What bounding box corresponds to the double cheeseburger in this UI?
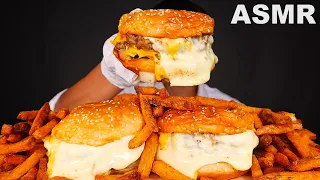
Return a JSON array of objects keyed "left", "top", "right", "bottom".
[
  {"left": 156, "top": 106, "right": 259, "bottom": 179},
  {"left": 112, "top": 9, "right": 219, "bottom": 86},
  {"left": 43, "top": 98, "right": 145, "bottom": 180}
]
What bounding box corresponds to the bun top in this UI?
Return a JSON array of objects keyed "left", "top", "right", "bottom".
[
  {"left": 118, "top": 9, "right": 214, "bottom": 38},
  {"left": 158, "top": 107, "right": 256, "bottom": 134},
  {"left": 51, "top": 100, "right": 144, "bottom": 146}
]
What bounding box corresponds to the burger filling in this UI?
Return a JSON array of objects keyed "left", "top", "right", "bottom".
[
  {"left": 112, "top": 33, "right": 218, "bottom": 86},
  {"left": 44, "top": 135, "right": 145, "bottom": 180},
  {"left": 157, "top": 130, "right": 259, "bottom": 179}
]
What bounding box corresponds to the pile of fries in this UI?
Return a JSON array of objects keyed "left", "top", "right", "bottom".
[
  {"left": 0, "top": 103, "right": 69, "bottom": 180},
  {"left": 0, "top": 86, "right": 319, "bottom": 180}
]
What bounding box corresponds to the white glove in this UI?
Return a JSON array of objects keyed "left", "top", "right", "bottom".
[{"left": 100, "top": 33, "right": 140, "bottom": 89}]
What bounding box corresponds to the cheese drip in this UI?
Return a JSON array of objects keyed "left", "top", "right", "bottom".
[
  {"left": 156, "top": 130, "right": 259, "bottom": 179},
  {"left": 44, "top": 135, "right": 145, "bottom": 180}
]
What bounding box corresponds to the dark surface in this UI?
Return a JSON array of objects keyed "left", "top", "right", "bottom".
[{"left": 2, "top": 0, "right": 320, "bottom": 142}]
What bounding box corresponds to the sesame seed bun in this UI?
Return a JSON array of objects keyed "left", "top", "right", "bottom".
[
  {"left": 118, "top": 9, "right": 214, "bottom": 38},
  {"left": 51, "top": 100, "right": 144, "bottom": 146},
  {"left": 158, "top": 107, "right": 257, "bottom": 134}
]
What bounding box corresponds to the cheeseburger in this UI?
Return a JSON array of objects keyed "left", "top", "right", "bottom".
[
  {"left": 43, "top": 98, "right": 145, "bottom": 180},
  {"left": 156, "top": 106, "right": 259, "bottom": 179},
  {"left": 112, "top": 9, "right": 219, "bottom": 86}
]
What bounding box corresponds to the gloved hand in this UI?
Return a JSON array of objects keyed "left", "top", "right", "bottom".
[{"left": 100, "top": 33, "right": 141, "bottom": 89}]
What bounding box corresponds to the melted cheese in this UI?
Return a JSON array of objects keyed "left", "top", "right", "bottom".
[
  {"left": 146, "top": 36, "right": 219, "bottom": 86},
  {"left": 44, "top": 135, "right": 145, "bottom": 180},
  {"left": 156, "top": 130, "right": 259, "bottom": 179}
]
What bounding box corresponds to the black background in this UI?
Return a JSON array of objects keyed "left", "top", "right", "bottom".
[{"left": 3, "top": 0, "right": 320, "bottom": 141}]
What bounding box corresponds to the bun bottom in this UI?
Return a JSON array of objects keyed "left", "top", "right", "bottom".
[{"left": 197, "top": 162, "right": 249, "bottom": 180}]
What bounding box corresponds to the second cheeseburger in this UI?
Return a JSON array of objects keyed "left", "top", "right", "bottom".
[
  {"left": 155, "top": 106, "right": 259, "bottom": 179},
  {"left": 112, "top": 9, "right": 219, "bottom": 86},
  {"left": 43, "top": 99, "right": 145, "bottom": 180}
]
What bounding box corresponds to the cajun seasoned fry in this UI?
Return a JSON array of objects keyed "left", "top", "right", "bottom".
[
  {"left": 0, "top": 136, "right": 7, "bottom": 144},
  {"left": 4, "top": 154, "right": 27, "bottom": 165},
  {"left": 37, "top": 157, "right": 48, "bottom": 180},
  {"left": 259, "top": 108, "right": 293, "bottom": 125},
  {"left": 1, "top": 124, "right": 13, "bottom": 135},
  {"left": 258, "top": 134, "right": 272, "bottom": 148},
  {"left": 254, "top": 117, "right": 264, "bottom": 129},
  {"left": 32, "top": 118, "right": 60, "bottom": 140},
  {"left": 49, "top": 177, "right": 71, "bottom": 180},
  {"left": 254, "top": 171, "right": 320, "bottom": 180},
  {"left": 153, "top": 105, "right": 164, "bottom": 118},
  {"left": 263, "top": 165, "right": 285, "bottom": 174},
  {"left": 0, "top": 147, "right": 47, "bottom": 180},
  {"left": 128, "top": 125, "right": 153, "bottom": 149},
  {"left": 274, "top": 152, "right": 290, "bottom": 166},
  {"left": 256, "top": 122, "right": 302, "bottom": 135},
  {"left": 0, "top": 163, "right": 16, "bottom": 172},
  {"left": 55, "top": 108, "right": 69, "bottom": 119},
  {"left": 95, "top": 170, "right": 141, "bottom": 180},
  {"left": 282, "top": 148, "right": 299, "bottom": 161},
  {"left": 135, "top": 86, "right": 158, "bottom": 95},
  {"left": 265, "top": 145, "right": 278, "bottom": 155},
  {"left": 27, "top": 143, "right": 44, "bottom": 156},
  {"left": 7, "top": 133, "right": 23, "bottom": 143},
  {"left": 287, "top": 156, "right": 320, "bottom": 172},
  {"left": 152, "top": 160, "right": 193, "bottom": 180},
  {"left": 158, "top": 88, "right": 168, "bottom": 98},
  {"left": 13, "top": 122, "right": 30, "bottom": 133},
  {"left": 139, "top": 94, "right": 158, "bottom": 132},
  {"left": 21, "top": 166, "right": 38, "bottom": 180},
  {"left": 0, "top": 136, "right": 36, "bottom": 154},
  {"left": 251, "top": 155, "right": 263, "bottom": 177},
  {"left": 138, "top": 133, "right": 159, "bottom": 179},
  {"left": 296, "top": 128, "right": 317, "bottom": 140},
  {"left": 0, "top": 155, "right": 4, "bottom": 166},
  {"left": 255, "top": 151, "right": 275, "bottom": 168},
  {"left": 17, "top": 110, "right": 38, "bottom": 121},
  {"left": 271, "top": 135, "right": 288, "bottom": 151},
  {"left": 286, "top": 130, "right": 320, "bottom": 158},
  {"left": 29, "top": 102, "right": 50, "bottom": 135}
]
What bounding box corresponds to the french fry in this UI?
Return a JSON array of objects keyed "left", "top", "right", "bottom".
[
  {"left": 272, "top": 135, "right": 290, "bottom": 151},
  {"left": 254, "top": 117, "right": 264, "bottom": 129},
  {"left": 27, "top": 143, "right": 44, "bottom": 156},
  {"left": 21, "top": 167, "right": 38, "bottom": 180},
  {"left": 113, "top": 94, "right": 140, "bottom": 107},
  {"left": 0, "top": 136, "right": 7, "bottom": 144},
  {"left": 32, "top": 118, "right": 60, "bottom": 140},
  {"left": 259, "top": 109, "right": 293, "bottom": 125},
  {"left": 37, "top": 157, "right": 48, "bottom": 180},
  {"left": 153, "top": 105, "right": 164, "bottom": 118},
  {"left": 256, "top": 122, "right": 302, "bottom": 135},
  {"left": 139, "top": 94, "right": 158, "bottom": 132},
  {"left": 287, "top": 156, "right": 320, "bottom": 172},
  {"left": 286, "top": 130, "right": 320, "bottom": 157},
  {"left": 135, "top": 86, "right": 158, "bottom": 95},
  {"left": 55, "top": 108, "right": 69, "bottom": 119},
  {"left": 282, "top": 148, "right": 299, "bottom": 161},
  {"left": 4, "top": 154, "right": 27, "bottom": 165},
  {"left": 251, "top": 155, "right": 263, "bottom": 177},
  {"left": 255, "top": 151, "right": 275, "bottom": 168},
  {"left": 0, "top": 147, "right": 47, "bottom": 180},
  {"left": 265, "top": 145, "right": 278, "bottom": 155},
  {"left": 138, "top": 133, "right": 159, "bottom": 179},
  {"left": 258, "top": 134, "right": 272, "bottom": 148},
  {"left": 263, "top": 165, "right": 285, "bottom": 174},
  {"left": 296, "top": 128, "right": 317, "bottom": 140},
  {"left": 13, "top": 122, "right": 30, "bottom": 133},
  {"left": 0, "top": 136, "right": 36, "bottom": 154},
  {"left": 274, "top": 152, "right": 290, "bottom": 166},
  {"left": 95, "top": 170, "right": 141, "bottom": 180},
  {"left": 7, "top": 133, "right": 23, "bottom": 143},
  {"left": 17, "top": 110, "right": 39, "bottom": 120},
  {"left": 128, "top": 125, "right": 153, "bottom": 149},
  {"left": 254, "top": 171, "right": 320, "bottom": 180},
  {"left": 151, "top": 160, "right": 193, "bottom": 180},
  {"left": 0, "top": 163, "right": 16, "bottom": 172},
  {"left": 158, "top": 88, "right": 168, "bottom": 98},
  {"left": 0, "top": 155, "right": 4, "bottom": 166},
  {"left": 29, "top": 102, "right": 50, "bottom": 135},
  {"left": 49, "top": 177, "right": 71, "bottom": 180},
  {"left": 1, "top": 124, "right": 13, "bottom": 135}
]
